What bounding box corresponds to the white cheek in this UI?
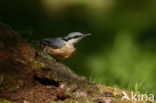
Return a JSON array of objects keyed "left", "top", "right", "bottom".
[
  {"left": 68, "top": 38, "right": 82, "bottom": 44},
  {"left": 68, "top": 39, "right": 75, "bottom": 44}
]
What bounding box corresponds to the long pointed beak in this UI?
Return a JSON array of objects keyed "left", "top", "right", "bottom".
[{"left": 83, "top": 33, "right": 92, "bottom": 38}]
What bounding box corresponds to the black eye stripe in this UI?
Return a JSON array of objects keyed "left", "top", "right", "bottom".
[
  {"left": 69, "top": 35, "right": 81, "bottom": 39},
  {"left": 64, "top": 35, "right": 82, "bottom": 41},
  {"left": 74, "top": 35, "right": 81, "bottom": 38}
]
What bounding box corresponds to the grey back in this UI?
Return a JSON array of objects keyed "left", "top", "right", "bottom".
[{"left": 41, "top": 37, "right": 65, "bottom": 48}]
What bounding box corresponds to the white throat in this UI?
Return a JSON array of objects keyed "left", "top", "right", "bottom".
[{"left": 67, "top": 38, "right": 81, "bottom": 45}]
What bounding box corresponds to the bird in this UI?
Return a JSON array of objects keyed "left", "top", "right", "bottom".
[{"left": 32, "top": 32, "right": 91, "bottom": 61}]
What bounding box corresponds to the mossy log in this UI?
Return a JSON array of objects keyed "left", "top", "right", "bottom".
[{"left": 0, "top": 23, "right": 143, "bottom": 103}]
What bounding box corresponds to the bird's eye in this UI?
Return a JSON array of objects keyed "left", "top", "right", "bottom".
[{"left": 74, "top": 35, "right": 81, "bottom": 38}]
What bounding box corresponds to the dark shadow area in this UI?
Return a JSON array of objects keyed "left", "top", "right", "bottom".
[{"left": 34, "top": 75, "right": 59, "bottom": 87}]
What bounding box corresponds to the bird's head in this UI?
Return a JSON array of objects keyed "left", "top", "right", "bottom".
[{"left": 64, "top": 32, "right": 91, "bottom": 46}]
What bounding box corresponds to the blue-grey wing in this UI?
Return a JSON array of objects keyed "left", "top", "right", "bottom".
[{"left": 41, "top": 37, "right": 65, "bottom": 48}]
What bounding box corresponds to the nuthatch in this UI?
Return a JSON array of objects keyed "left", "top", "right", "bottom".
[{"left": 34, "top": 32, "right": 91, "bottom": 61}]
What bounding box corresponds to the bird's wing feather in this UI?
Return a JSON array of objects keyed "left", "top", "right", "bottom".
[{"left": 41, "top": 37, "right": 65, "bottom": 48}]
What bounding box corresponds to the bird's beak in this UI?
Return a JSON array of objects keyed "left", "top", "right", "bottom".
[{"left": 83, "top": 33, "right": 92, "bottom": 38}]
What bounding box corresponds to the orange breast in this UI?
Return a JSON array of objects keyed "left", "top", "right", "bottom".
[{"left": 44, "top": 42, "right": 76, "bottom": 61}]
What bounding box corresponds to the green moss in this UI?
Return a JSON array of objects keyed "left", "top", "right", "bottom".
[
  {"left": 65, "top": 91, "right": 74, "bottom": 98},
  {"left": 0, "top": 98, "right": 11, "bottom": 103},
  {"left": 29, "top": 89, "right": 34, "bottom": 96},
  {"left": 49, "top": 101, "right": 57, "bottom": 103},
  {"left": 9, "top": 87, "right": 17, "bottom": 92},
  {"left": 31, "top": 60, "right": 46, "bottom": 71},
  {"left": 17, "top": 80, "right": 24, "bottom": 87}
]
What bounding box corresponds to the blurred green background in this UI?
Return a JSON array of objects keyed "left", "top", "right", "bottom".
[{"left": 0, "top": 0, "right": 156, "bottom": 95}]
